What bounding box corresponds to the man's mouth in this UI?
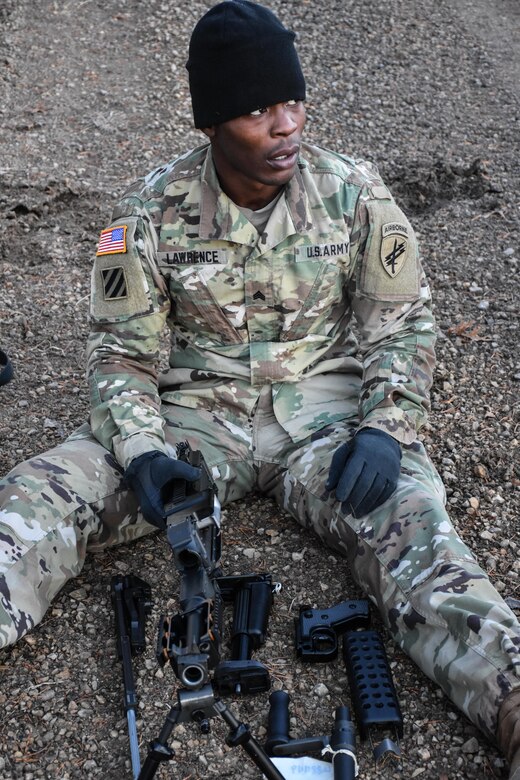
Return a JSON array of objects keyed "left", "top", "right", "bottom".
[{"left": 267, "top": 145, "right": 299, "bottom": 170}]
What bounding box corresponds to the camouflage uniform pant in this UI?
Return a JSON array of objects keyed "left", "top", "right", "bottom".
[{"left": 1, "top": 386, "right": 519, "bottom": 741}]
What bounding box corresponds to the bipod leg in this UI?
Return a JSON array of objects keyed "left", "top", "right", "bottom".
[
  {"left": 214, "top": 698, "right": 286, "bottom": 780},
  {"left": 136, "top": 704, "right": 180, "bottom": 780},
  {"left": 111, "top": 575, "right": 152, "bottom": 780}
]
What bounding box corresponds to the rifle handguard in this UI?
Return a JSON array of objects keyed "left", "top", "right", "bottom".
[{"left": 342, "top": 629, "right": 403, "bottom": 762}]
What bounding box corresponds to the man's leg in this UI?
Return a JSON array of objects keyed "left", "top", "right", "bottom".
[
  {"left": 0, "top": 426, "right": 149, "bottom": 648},
  {"left": 256, "top": 414, "right": 520, "bottom": 745},
  {"left": 162, "top": 403, "right": 256, "bottom": 504}
]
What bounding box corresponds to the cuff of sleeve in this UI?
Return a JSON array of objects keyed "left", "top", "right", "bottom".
[
  {"left": 115, "top": 433, "right": 168, "bottom": 469},
  {"left": 358, "top": 408, "right": 418, "bottom": 445}
]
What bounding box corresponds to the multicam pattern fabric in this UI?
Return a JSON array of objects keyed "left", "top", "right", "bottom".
[
  {"left": 87, "top": 142, "right": 434, "bottom": 467},
  {"left": 1, "top": 142, "right": 519, "bottom": 749}
]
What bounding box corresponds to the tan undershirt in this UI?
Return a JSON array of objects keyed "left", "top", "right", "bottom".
[{"left": 238, "top": 192, "right": 283, "bottom": 234}]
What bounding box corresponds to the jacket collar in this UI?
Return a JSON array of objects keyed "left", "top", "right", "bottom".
[{"left": 198, "top": 148, "right": 315, "bottom": 246}]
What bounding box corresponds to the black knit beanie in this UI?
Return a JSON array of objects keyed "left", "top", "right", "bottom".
[{"left": 186, "top": 0, "right": 306, "bottom": 128}]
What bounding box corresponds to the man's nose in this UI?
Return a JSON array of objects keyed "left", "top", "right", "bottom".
[{"left": 270, "top": 103, "right": 298, "bottom": 135}]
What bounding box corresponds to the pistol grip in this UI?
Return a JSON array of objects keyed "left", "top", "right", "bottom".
[{"left": 265, "top": 691, "right": 291, "bottom": 755}]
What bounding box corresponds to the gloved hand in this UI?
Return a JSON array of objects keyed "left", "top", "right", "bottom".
[
  {"left": 325, "top": 429, "right": 401, "bottom": 518},
  {"left": 124, "top": 450, "right": 201, "bottom": 530}
]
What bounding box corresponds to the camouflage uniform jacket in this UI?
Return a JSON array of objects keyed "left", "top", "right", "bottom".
[{"left": 87, "top": 142, "right": 436, "bottom": 468}]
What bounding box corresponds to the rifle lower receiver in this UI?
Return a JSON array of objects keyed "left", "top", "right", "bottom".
[
  {"left": 165, "top": 443, "right": 221, "bottom": 574},
  {"left": 295, "top": 599, "right": 370, "bottom": 662},
  {"left": 164, "top": 443, "right": 217, "bottom": 523}
]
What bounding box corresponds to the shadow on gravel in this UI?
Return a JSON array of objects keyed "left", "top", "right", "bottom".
[
  {"left": 0, "top": 0, "right": 13, "bottom": 23},
  {"left": 387, "top": 157, "right": 501, "bottom": 214},
  {"left": 0, "top": 178, "right": 105, "bottom": 266}
]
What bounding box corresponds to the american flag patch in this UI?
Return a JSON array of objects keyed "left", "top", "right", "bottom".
[{"left": 96, "top": 225, "right": 127, "bottom": 256}]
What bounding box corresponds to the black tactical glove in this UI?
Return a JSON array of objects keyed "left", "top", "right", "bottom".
[
  {"left": 124, "top": 450, "right": 201, "bottom": 530},
  {"left": 325, "top": 428, "right": 401, "bottom": 518}
]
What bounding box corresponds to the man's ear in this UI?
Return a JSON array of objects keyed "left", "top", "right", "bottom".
[{"left": 201, "top": 126, "right": 216, "bottom": 139}]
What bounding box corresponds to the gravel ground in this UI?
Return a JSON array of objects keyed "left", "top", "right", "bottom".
[{"left": 0, "top": 0, "right": 519, "bottom": 778}]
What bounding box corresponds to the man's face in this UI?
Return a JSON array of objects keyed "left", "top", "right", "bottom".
[{"left": 203, "top": 100, "right": 306, "bottom": 209}]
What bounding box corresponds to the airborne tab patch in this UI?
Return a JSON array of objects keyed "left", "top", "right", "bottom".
[
  {"left": 380, "top": 223, "right": 409, "bottom": 278},
  {"left": 96, "top": 225, "right": 127, "bottom": 256}
]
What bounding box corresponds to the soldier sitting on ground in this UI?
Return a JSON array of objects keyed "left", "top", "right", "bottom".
[{"left": 1, "top": 1, "right": 519, "bottom": 775}]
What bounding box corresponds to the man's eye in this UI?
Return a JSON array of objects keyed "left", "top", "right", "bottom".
[{"left": 250, "top": 107, "right": 268, "bottom": 117}]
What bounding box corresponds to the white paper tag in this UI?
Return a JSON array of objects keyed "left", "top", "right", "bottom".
[{"left": 264, "top": 756, "right": 333, "bottom": 779}]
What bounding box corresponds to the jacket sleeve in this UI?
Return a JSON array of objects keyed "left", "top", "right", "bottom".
[
  {"left": 86, "top": 199, "right": 171, "bottom": 468},
  {"left": 348, "top": 183, "right": 437, "bottom": 445}
]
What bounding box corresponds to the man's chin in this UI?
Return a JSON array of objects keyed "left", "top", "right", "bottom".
[{"left": 262, "top": 165, "right": 297, "bottom": 188}]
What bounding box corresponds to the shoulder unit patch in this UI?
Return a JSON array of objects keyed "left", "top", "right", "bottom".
[
  {"left": 101, "top": 266, "right": 127, "bottom": 300},
  {"left": 380, "top": 222, "right": 409, "bottom": 278}
]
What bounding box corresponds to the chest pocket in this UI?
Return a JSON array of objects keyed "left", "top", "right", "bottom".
[
  {"left": 159, "top": 253, "right": 244, "bottom": 345},
  {"left": 280, "top": 242, "right": 349, "bottom": 341}
]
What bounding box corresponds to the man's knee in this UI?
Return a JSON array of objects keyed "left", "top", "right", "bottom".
[{"left": 0, "top": 576, "right": 39, "bottom": 649}]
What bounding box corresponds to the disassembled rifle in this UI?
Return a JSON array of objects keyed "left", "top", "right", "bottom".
[
  {"left": 111, "top": 443, "right": 284, "bottom": 780},
  {"left": 111, "top": 441, "right": 404, "bottom": 779}
]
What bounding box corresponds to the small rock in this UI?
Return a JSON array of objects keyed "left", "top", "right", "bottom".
[
  {"left": 474, "top": 464, "right": 489, "bottom": 480},
  {"left": 69, "top": 587, "right": 88, "bottom": 601},
  {"left": 462, "top": 737, "right": 479, "bottom": 754},
  {"left": 313, "top": 683, "right": 329, "bottom": 697}
]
